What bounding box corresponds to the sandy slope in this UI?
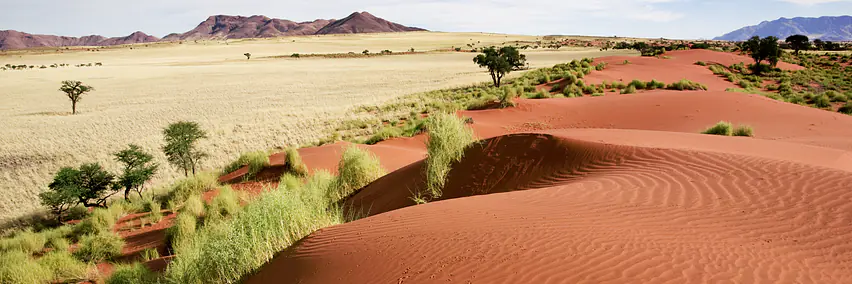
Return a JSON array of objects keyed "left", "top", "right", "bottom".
[{"left": 240, "top": 49, "right": 852, "bottom": 283}]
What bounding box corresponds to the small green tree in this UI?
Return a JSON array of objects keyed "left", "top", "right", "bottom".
[
  {"left": 244, "top": 53, "right": 251, "bottom": 60},
  {"left": 59, "top": 80, "right": 94, "bottom": 114},
  {"left": 163, "top": 121, "right": 208, "bottom": 176},
  {"left": 473, "top": 46, "right": 527, "bottom": 87},
  {"left": 41, "top": 163, "right": 117, "bottom": 220},
  {"left": 114, "top": 144, "right": 158, "bottom": 201},
  {"left": 785, "top": 34, "right": 809, "bottom": 55},
  {"left": 813, "top": 39, "right": 824, "bottom": 50},
  {"left": 743, "top": 36, "right": 780, "bottom": 73}
]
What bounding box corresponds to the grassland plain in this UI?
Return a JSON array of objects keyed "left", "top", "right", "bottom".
[{"left": 0, "top": 32, "right": 637, "bottom": 224}]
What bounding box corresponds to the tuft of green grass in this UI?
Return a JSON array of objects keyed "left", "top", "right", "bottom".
[
  {"left": 284, "top": 148, "right": 308, "bottom": 176},
  {"left": 628, "top": 80, "right": 647, "bottom": 90},
  {"left": 424, "top": 113, "right": 477, "bottom": 200},
  {"left": 168, "top": 172, "right": 219, "bottom": 204},
  {"left": 46, "top": 236, "right": 70, "bottom": 252},
  {"left": 37, "top": 251, "right": 90, "bottom": 282},
  {"left": 5, "top": 229, "right": 46, "bottom": 254},
  {"left": 107, "top": 263, "right": 159, "bottom": 284},
  {"left": 0, "top": 250, "right": 53, "bottom": 284},
  {"left": 499, "top": 86, "right": 518, "bottom": 108},
  {"left": 621, "top": 85, "right": 637, "bottom": 94},
  {"left": 141, "top": 248, "right": 160, "bottom": 261},
  {"left": 666, "top": 79, "right": 708, "bottom": 91},
  {"left": 813, "top": 94, "right": 832, "bottom": 108},
  {"left": 701, "top": 121, "right": 733, "bottom": 136},
  {"left": 364, "top": 127, "right": 403, "bottom": 145},
  {"left": 205, "top": 186, "right": 242, "bottom": 223},
  {"left": 149, "top": 201, "right": 163, "bottom": 224},
  {"left": 73, "top": 232, "right": 125, "bottom": 263},
  {"left": 165, "top": 171, "right": 343, "bottom": 284},
  {"left": 733, "top": 125, "right": 754, "bottom": 137},
  {"left": 695, "top": 61, "right": 707, "bottom": 66},
  {"left": 839, "top": 103, "right": 852, "bottom": 114},
  {"left": 279, "top": 173, "right": 302, "bottom": 191},
  {"left": 168, "top": 212, "right": 198, "bottom": 255},
  {"left": 182, "top": 194, "right": 205, "bottom": 218},
  {"left": 222, "top": 151, "right": 269, "bottom": 181},
  {"left": 331, "top": 146, "right": 386, "bottom": 203}
]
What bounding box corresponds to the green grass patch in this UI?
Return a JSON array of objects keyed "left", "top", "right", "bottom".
[
  {"left": 37, "top": 251, "right": 90, "bottom": 282},
  {"left": 733, "top": 125, "right": 754, "bottom": 137},
  {"left": 701, "top": 121, "right": 733, "bottom": 136},
  {"left": 222, "top": 151, "right": 269, "bottom": 181},
  {"left": 331, "top": 146, "right": 386, "bottom": 203},
  {"left": 666, "top": 79, "right": 708, "bottom": 91},
  {"left": 0, "top": 250, "right": 53, "bottom": 284},
  {"left": 73, "top": 232, "right": 124, "bottom": 263},
  {"left": 107, "top": 263, "right": 159, "bottom": 284},
  {"left": 423, "top": 113, "right": 477, "bottom": 200}
]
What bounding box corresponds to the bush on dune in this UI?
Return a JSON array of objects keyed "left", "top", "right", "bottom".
[
  {"left": 839, "top": 103, "right": 852, "bottom": 115},
  {"left": 733, "top": 125, "right": 754, "bottom": 137},
  {"left": 284, "top": 148, "right": 308, "bottom": 176},
  {"left": 205, "top": 185, "right": 242, "bottom": 224},
  {"left": 331, "top": 146, "right": 386, "bottom": 203},
  {"left": 423, "top": 113, "right": 477, "bottom": 200},
  {"left": 666, "top": 79, "right": 708, "bottom": 91},
  {"left": 107, "top": 263, "right": 159, "bottom": 284},
  {"left": 364, "top": 126, "right": 404, "bottom": 145},
  {"left": 0, "top": 250, "right": 53, "bottom": 284},
  {"left": 37, "top": 251, "right": 90, "bottom": 282},
  {"left": 702, "top": 121, "right": 733, "bottom": 136},
  {"left": 73, "top": 232, "right": 124, "bottom": 263},
  {"left": 167, "top": 172, "right": 218, "bottom": 204},
  {"left": 222, "top": 151, "right": 269, "bottom": 180}
]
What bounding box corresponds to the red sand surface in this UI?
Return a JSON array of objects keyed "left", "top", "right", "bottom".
[{"left": 242, "top": 50, "right": 852, "bottom": 283}]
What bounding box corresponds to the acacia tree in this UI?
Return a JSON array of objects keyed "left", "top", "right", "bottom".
[
  {"left": 59, "top": 80, "right": 94, "bottom": 114},
  {"left": 473, "top": 46, "right": 527, "bottom": 87},
  {"left": 163, "top": 121, "right": 208, "bottom": 176},
  {"left": 114, "top": 144, "right": 158, "bottom": 201},
  {"left": 785, "top": 34, "right": 809, "bottom": 55},
  {"left": 40, "top": 163, "right": 116, "bottom": 220},
  {"left": 743, "top": 36, "right": 780, "bottom": 73}
]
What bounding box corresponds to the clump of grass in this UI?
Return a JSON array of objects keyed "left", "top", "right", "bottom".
[
  {"left": 695, "top": 61, "right": 707, "bottom": 66},
  {"left": 75, "top": 208, "right": 118, "bottom": 235},
  {"left": 647, "top": 79, "right": 666, "bottom": 90},
  {"left": 528, "top": 89, "right": 551, "bottom": 99},
  {"left": 628, "top": 80, "right": 646, "bottom": 90},
  {"left": 205, "top": 186, "right": 242, "bottom": 223},
  {"left": 167, "top": 212, "right": 198, "bottom": 254},
  {"left": 222, "top": 151, "right": 269, "bottom": 180},
  {"left": 424, "top": 113, "right": 476, "bottom": 200},
  {"left": 164, "top": 171, "right": 343, "bottom": 284},
  {"left": 622, "top": 60, "right": 631, "bottom": 65},
  {"left": 832, "top": 93, "right": 848, "bottom": 103},
  {"left": 149, "top": 201, "right": 163, "bottom": 224},
  {"left": 733, "top": 125, "right": 754, "bottom": 137},
  {"left": 364, "top": 127, "right": 403, "bottom": 145},
  {"left": 621, "top": 85, "right": 637, "bottom": 94},
  {"left": 279, "top": 173, "right": 302, "bottom": 191},
  {"left": 141, "top": 248, "right": 160, "bottom": 261},
  {"left": 701, "top": 121, "right": 733, "bottom": 136},
  {"left": 839, "top": 103, "right": 852, "bottom": 114},
  {"left": 813, "top": 94, "right": 832, "bottom": 108},
  {"left": 284, "top": 148, "right": 308, "bottom": 176},
  {"left": 107, "top": 263, "right": 159, "bottom": 284},
  {"left": 46, "top": 236, "right": 70, "bottom": 252},
  {"left": 182, "top": 194, "right": 205, "bottom": 218},
  {"left": 0, "top": 250, "right": 53, "bottom": 284},
  {"left": 499, "top": 86, "right": 518, "bottom": 108},
  {"left": 6, "top": 229, "right": 46, "bottom": 254},
  {"left": 331, "top": 146, "right": 385, "bottom": 203},
  {"left": 666, "top": 79, "right": 708, "bottom": 91},
  {"left": 73, "top": 232, "right": 125, "bottom": 263},
  {"left": 168, "top": 172, "right": 219, "bottom": 204},
  {"left": 37, "top": 251, "right": 90, "bottom": 281}
]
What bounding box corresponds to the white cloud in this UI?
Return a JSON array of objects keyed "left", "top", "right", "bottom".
[{"left": 779, "top": 0, "right": 851, "bottom": 4}]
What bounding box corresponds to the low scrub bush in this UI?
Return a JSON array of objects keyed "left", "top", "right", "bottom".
[
  {"left": 222, "top": 151, "right": 269, "bottom": 180},
  {"left": 648, "top": 79, "right": 666, "bottom": 90},
  {"left": 0, "top": 250, "right": 53, "bottom": 284},
  {"left": 628, "top": 80, "right": 647, "bottom": 90},
  {"left": 621, "top": 85, "right": 637, "bottom": 94},
  {"left": 702, "top": 121, "right": 733, "bottom": 136},
  {"left": 695, "top": 61, "right": 707, "bottom": 66},
  {"left": 424, "top": 113, "right": 476, "bottom": 200},
  {"left": 107, "top": 263, "right": 159, "bottom": 284},
  {"left": 839, "top": 103, "right": 852, "bottom": 114},
  {"left": 46, "top": 236, "right": 70, "bottom": 252},
  {"left": 364, "top": 127, "right": 403, "bottom": 145},
  {"left": 37, "top": 251, "right": 90, "bottom": 282},
  {"left": 75, "top": 208, "right": 117, "bottom": 235},
  {"left": 73, "top": 232, "right": 124, "bottom": 263},
  {"left": 284, "top": 148, "right": 308, "bottom": 176},
  {"left": 733, "top": 125, "right": 754, "bottom": 137},
  {"left": 666, "top": 79, "right": 708, "bottom": 91},
  {"left": 499, "top": 86, "right": 518, "bottom": 108},
  {"left": 149, "top": 201, "right": 163, "bottom": 224},
  {"left": 3, "top": 229, "right": 46, "bottom": 254},
  {"left": 831, "top": 93, "right": 848, "bottom": 103},
  {"left": 813, "top": 94, "right": 832, "bottom": 108},
  {"left": 168, "top": 173, "right": 218, "bottom": 204},
  {"left": 206, "top": 186, "right": 242, "bottom": 223},
  {"left": 331, "top": 146, "right": 386, "bottom": 203},
  {"left": 168, "top": 211, "right": 198, "bottom": 254}
]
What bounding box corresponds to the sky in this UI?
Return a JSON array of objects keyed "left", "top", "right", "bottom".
[{"left": 1, "top": 0, "right": 851, "bottom": 39}]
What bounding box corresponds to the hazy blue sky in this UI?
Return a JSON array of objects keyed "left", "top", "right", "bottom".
[{"left": 1, "top": 0, "right": 850, "bottom": 39}]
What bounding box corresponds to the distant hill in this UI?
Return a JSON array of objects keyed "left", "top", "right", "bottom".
[
  {"left": 0, "top": 30, "right": 159, "bottom": 50},
  {"left": 715, "top": 16, "right": 852, "bottom": 41},
  {"left": 0, "top": 12, "right": 426, "bottom": 50}
]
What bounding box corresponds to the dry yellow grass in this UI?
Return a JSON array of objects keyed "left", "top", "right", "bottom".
[{"left": 0, "top": 32, "right": 636, "bottom": 224}]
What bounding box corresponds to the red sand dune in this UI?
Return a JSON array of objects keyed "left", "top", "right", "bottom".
[{"left": 229, "top": 50, "right": 852, "bottom": 283}]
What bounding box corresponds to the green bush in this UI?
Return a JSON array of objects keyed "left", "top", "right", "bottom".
[
  {"left": 37, "top": 251, "right": 90, "bottom": 281},
  {"left": 612, "top": 81, "right": 627, "bottom": 89},
  {"left": 813, "top": 94, "right": 832, "bottom": 108},
  {"left": 149, "top": 201, "right": 163, "bottom": 224},
  {"left": 206, "top": 186, "right": 242, "bottom": 223},
  {"left": 284, "top": 148, "right": 308, "bottom": 176},
  {"left": 46, "top": 236, "right": 70, "bottom": 252},
  {"left": 621, "top": 85, "right": 637, "bottom": 94},
  {"left": 5, "top": 229, "right": 46, "bottom": 254},
  {"left": 648, "top": 80, "right": 666, "bottom": 90},
  {"left": 169, "top": 173, "right": 218, "bottom": 204},
  {"left": 141, "top": 248, "right": 160, "bottom": 261},
  {"left": 0, "top": 250, "right": 53, "bottom": 284},
  {"left": 222, "top": 151, "right": 269, "bottom": 180},
  {"left": 499, "top": 86, "right": 518, "bottom": 108},
  {"left": 75, "top": 208, "right": 117, "bottom": 235},
  {"left": 666, "top": 79, "right": 708, "bottom": 91},
  {"left": 787, "top": 94, "right": 806, "bottom": 105},
  {"left": 839, "top": 103, "right": 852, "bottom": 114},
  {"left": 628, "top": 80, "right": 647, "bottom": 90},
  {"left": 332, "top": 146, "right": 386, "bottom": 203},
  {"left": 701, "top": 121, "right": 733, "bottom": 136},
  {"left": 695, "top": 61, "right": 707, "bottom": 66},
  {"left": 168, "top": 212, "right": 198, "bottom": 254},
  {"left": 164, "top": 172, "right": 343, "bottom": 284},
  {"left": 831, "top": 93, "right": 848, "bottom": 102},
  {"left": 424, "top": 113, "right": 476, "bottom": 200},
  {"left": 737, "top": 80, "right": 752, "bottom": 89},
  {"left": 733, "top": 125, "right": 754, "bottom": 137},
  {"left": 107, "top": 263, "right": 159, "bottom": 284},
  {"left": 364, "top": 127, "right": 403, "bottom": 145},
  {"left": 73, "top": 232, "right": 124, "bottom": 263},
  {"left": 279, "top": 173, "right": 302, "bottom": 191},
  {"left": 528, "top": 89, "right": 551, "bottom": 99},
  {"left": 182, "top": 194, "right": 205, "bottom": 218}
]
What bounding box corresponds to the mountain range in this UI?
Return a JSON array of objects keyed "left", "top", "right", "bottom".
[
  {"left": 0, "top": 12, "right": 425, "bottom": 50},
  {"left": 715, "top": 16, "right": 852, "bottom": 41}
]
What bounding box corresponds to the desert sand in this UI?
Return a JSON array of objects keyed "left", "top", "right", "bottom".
[{"left": 239, "top": 50, "right": 852, "bottom": 283}]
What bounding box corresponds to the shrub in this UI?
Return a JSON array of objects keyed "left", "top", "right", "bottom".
[
  {"left": 164, "top": 172, "right": 343, "bottom": 284},
  {"left": 365, "top": 127, "right": 403, "bottom": 145},
  {"left": 424, "top": 113, "right": 476, "bottom": 199},
  {"left": 168, "top": 212, "right": 197, "bottom": 254},
  {"left": 628, "top": 80, "right": 647, "bottom": 90},
  {"left": 37, "top": 251, "right": 90, "bottom": 281},
  {"left": 107, "top": 263, "right": 159, "bottom": 284},
  {"left": 831, "top": 93, "right": 848, "bottom": 102},
  {"left": 6, "top": 229, "right": 46, "bottom": 254},
  {"left": 206, "top": 186, "right": 242, "bottom": 223},
  {"left": 284, "top": 148, "right": 308, "bottom": 176},
  {"left": 290, "top": 53, "right": 300, "bottom": 58},
  {"left": 182, "top": 194, "right": 205, "bottom": 218},
  {"left": 46, "top": 236, "right": 70, "bottom": 252},
  {"left": 839, "top": 103, "right": 852, "bottom": 114},
  {"left": 787, "top": 94, "right": 806, "bottom": 105},
  {"left": 141, "top": 248, "right": 160, "bottom": 261},
  {"left": 149, "top": 201, "right": 163, "bottom": 224},
  {"left": 279, "top": 173, "right": 302, "bottom": 191},
  {"left": 222, "top": 151, "right": 269, "bottom": 180},
  {"left": 666, "top": 79, "right": 708, "bottom": 91},
  {"left": 701, "top": 121, "right": 733, "bottom": 136},
  {"left": 73, "top": 232, "right": 124, "bottom": 263},
  {"left": 499, "top": 86, "right": 518, "bottom": 108},
  {"left": 528, "top": 89, "right": 551, "bottom": 99},
  {"left": 612, "top": 81, "right": 627, "bottom": 89},
  {"left": 0, "top": 250, "right": 53, "bottom": 284},
  {"left": 648, "top": 79, "right": 665, "bottom": 90},
  {"left": 621, "top": 85, "right": 637, "bottom": 94},
  {"left": 75, "top": 208, "right": 116, "bottom": 235},
  {"left": 168, "top": 172, "right": 218, "bottom": 204},
  {"left": 737, "top": 80, "right": 752, "bottom": 89},
  {"left": 332, "top": 146, "right": 386, "bottom": 203},
  {"left": 813, "top": 94, "right": 832, "bottom": 108},
  {"left": 733, "top": 126, "right": 754, "bottom": 137},
  {"left": 623, "top": 60, "right": 631, "bottom": 65},
  {"left": 695, "top": 61, "right": 707, "bottom": 66}
]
